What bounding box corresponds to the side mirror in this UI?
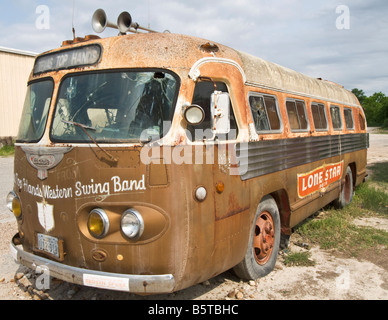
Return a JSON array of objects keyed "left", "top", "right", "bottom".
[
  {"left": 211, "top": 92, "right": 230, "bottom": 134},
  {"left": 183, "top": 104, "right": 205, "bottom": 126}
]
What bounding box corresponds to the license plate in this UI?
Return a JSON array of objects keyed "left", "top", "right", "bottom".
[{"left": 35, "top": 233, "right": 63, "bottom": 260}]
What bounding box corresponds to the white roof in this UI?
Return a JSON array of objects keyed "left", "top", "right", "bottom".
[
  {"left": 237, "top": 50, "right": 360, "bottom": 107},
  {"left": 0, "top": 46, "right": 37, "bottom": 57}
]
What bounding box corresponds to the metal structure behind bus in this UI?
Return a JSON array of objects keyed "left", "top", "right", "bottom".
[{"left": 7, "top": 9, "right": 368, "bottom": 295}]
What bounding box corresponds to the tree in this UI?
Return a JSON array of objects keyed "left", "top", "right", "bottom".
[
  {"left": 352, "top": 89, "right": 388, "bottom": 127},
  {"left": 363, "top": 92, "right": 387, "bottom": 127},
  {"left": 352, "top": 88, "right": 366, "bottom": 105}
]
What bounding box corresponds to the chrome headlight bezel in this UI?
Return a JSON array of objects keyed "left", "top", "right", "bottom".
[
  {"left": 87, "top": 208, "right": 110, "bottom": 239},
  {"left": 6, "top": 191, "right": 17, "bottom": 212},
  {"left": 7, "top": 191, "right": 22, "bottom": 219},
  {"left": 121, "top": 209, "right": 144, "bottom": 240}
]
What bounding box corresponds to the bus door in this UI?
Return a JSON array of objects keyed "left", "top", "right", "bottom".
[{"left": 185, "top": 76, "right": 250, "bottom": 266}]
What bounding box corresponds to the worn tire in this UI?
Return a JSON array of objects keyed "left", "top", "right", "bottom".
[
  {"left": 233, "top": 195, "right": 280, "bottom": 280},
  {"left": 334, "top": 166, "right": 353, "bottom": 209}
]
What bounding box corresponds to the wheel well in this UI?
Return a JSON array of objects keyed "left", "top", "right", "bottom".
[
  {"left": 348, "top": 162, "right": 356, "bottom": 187},
  {"left": 270, "top": 189, "right": 291, "bottom": 236}
]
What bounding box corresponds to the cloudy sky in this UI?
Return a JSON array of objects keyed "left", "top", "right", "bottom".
[{"left": 0, "top": 0, "right": 387, "bottom": 96}]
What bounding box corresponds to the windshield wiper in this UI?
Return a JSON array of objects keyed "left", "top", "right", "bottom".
[
  {"left": 62, "top": 120, "right": 97, "bottom": 131},
  {"left": 62, "top": 120, "right": 118, "bottom": 163}
]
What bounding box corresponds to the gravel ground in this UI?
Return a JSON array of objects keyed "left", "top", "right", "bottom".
[{"left": 1, "top": 130, "right": 387, "bottom": 301}]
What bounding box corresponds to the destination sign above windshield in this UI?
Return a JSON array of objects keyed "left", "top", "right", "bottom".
[{"left": 33, "top": 44, "right": 101, "bottom": 75}]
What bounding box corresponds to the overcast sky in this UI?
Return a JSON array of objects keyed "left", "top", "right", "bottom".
[{"left": 0, "top": 0, "right": 387, "bottom": 96}]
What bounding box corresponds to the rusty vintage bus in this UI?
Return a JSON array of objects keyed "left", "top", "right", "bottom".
[{"left": 7, "top": 10, "right": 368, "bottom": 294}]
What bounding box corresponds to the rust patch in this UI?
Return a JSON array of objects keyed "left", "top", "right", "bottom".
[{"left": 199, "top": 42, "right": 219, "bottom": 53}]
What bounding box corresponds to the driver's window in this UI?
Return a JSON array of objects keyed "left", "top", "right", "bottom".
[{"left": 187, "top": 81, "right": 238, "bottom": 141}]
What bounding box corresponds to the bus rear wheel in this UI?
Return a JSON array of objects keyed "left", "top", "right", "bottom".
[
  {"left": 334, "top": 166, "right": 354, "bottom": 209},
  {"left": 233, "top": 195, "right": 280, "bottom": 280}
]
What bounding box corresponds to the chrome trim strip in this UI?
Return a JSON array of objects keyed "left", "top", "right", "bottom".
[
  {"left": 237, "top": 133, "right": 369, "bottom": 181},
  {"left": 189, "top": 57, "right": 247, "bottom": 83}
]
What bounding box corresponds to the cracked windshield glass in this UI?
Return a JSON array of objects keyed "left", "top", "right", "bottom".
[
  {"left": 51, "top": 70, "right": 178, "bottom": 143},
  {"left": 17, "top": 80, "right": 54, "bottom": 142}
]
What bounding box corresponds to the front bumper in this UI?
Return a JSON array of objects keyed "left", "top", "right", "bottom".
[{"left": 10, "top": 234, "right": 175, "bottom": 294}]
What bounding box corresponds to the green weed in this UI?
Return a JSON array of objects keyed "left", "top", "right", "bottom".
[
  {"left": 295, "top": 176, "right": 388, "bottom": 256},
  {"left": 0, "top": 145, "right": 15, "bottom": 157},
  {"left": 283, "top": 251, "right": 315, "bottom": 267}
]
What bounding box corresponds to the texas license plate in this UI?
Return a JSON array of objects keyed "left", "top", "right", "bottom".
[{"left": 36, "top": 233, "right": 60, "bottom": 259}]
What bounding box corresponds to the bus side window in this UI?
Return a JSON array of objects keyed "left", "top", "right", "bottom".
[
  {"left": 286, "top": 99, "right": 309, "bottom": 131},
  {"left": 344, "top": 108, "right": 355, "bottom": 130},
  {"left": 311, "top": 103, "right": 328, "bottom": 131},
  {"left": 249, "top": 93, "right": 282, "bottom": 133},
  {"left": 187, "top": 81, "right": 238, "bottom": 141},
  {"left": 359, "top": 113, "right": 366, "bottom": 131},
  {"left": 330, "top": 105, "right": 343, "bottom": 131}
]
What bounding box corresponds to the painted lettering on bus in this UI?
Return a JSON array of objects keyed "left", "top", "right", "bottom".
[
  {"left": 297, "top": 161, "right": 344, "bottom": 198},
  {"left": 14, "top": 173, "right": 146, "bottom": 199}
]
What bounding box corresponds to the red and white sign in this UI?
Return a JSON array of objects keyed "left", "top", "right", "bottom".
[
  {"left": 83, "top": 274, "right": 130, "bottom": 292},
  {"left": 298, "top": 161, "right": 344, "bottom": 198}
]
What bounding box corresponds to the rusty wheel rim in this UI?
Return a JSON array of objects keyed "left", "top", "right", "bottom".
[{"left": 253, "top": 211, "right": 275, "bottom": 265}]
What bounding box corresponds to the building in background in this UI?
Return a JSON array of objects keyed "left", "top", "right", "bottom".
[{"left": 0, "top": 47, "right": 36, "bottom": 145}]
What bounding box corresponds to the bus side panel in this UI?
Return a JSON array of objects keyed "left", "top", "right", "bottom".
[{"left": 173, "top": 145, "right": 252, "bottom": 290}]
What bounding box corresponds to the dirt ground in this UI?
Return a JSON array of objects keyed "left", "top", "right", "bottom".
[{"left": 0, "top": 128, "right": 387, "bottom": 301}]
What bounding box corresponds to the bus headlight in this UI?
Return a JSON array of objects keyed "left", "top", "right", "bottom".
[
  {"left": 121, "top": 209, "right": 144, "bottom": 240},
  {"left": 7, "top": 192, "right": 22, "bottom": 219},
  {"left": 87, "top": 208, "right": 110, "bottom": 239}
]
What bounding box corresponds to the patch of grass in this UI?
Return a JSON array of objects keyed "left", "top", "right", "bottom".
[
  {"left": 374, "top": 128, "right": 388, "bottom": 134},
  {"left": 283, "top": 251, "right": 315, "bottom": 267},
  {"left": 351, "top": 226, "right": 388, "bottom": 250},
  {"left": 0, "top": 145, "right": 15, "bottom": 157},
  {"left": 295, "top": 174, "right": 388, "bottom": 256},
  {"left": 352, "top": 182, "right": 388, "bottom": 216},
  {"left": 368, "top": 162, "right": 388, "bottom": 186},
  {"left": 296, "top": 208, "right": 388, "bottom": 256},
  {"left": 296, "top": 209, "right": 354, "bottom": 251}
]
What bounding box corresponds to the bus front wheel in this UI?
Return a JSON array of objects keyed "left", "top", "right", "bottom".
[{"left": 233, "top": 195, "right": 280, "bottom": 280}]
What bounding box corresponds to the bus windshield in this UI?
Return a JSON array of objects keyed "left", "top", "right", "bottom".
[{"left": 51, "top": 70, "right": 179, "bottom": 143}]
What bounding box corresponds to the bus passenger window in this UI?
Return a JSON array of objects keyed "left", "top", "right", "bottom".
[
  {"left": 330, "top": 105, "right": 342, "bottom": 130},
  {"left": 344, "top": 108, "right": 354, "bottom": 130},
  {"left": 286, "top": 99, "right": 308, "bottom": 131},
  {"left": 249, "top": 94, "right": 281, "bottom": 132},
  {"left": 187, "top": 81, "right": 238, "bottom": 141},
  {"left": 359, "top": 113, "right": 366, "bottom": 130},
  {"left": 311, "top": 103, "right": 328, "bottom": 131}
]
